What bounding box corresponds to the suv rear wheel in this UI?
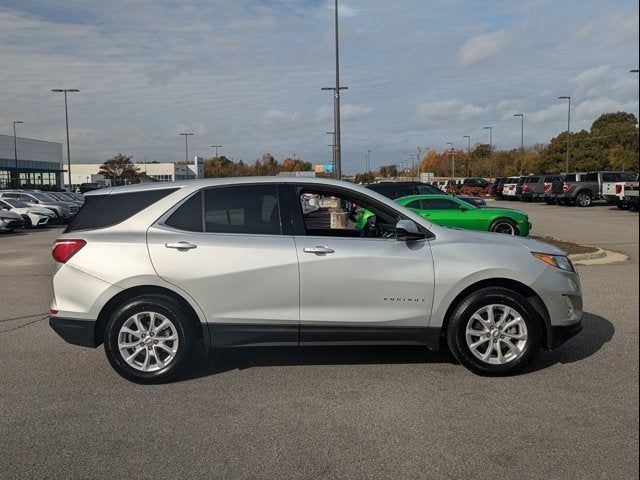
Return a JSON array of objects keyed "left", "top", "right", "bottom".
[
  {"left": 446, "top": 287, "right": 542, "bottom": 375},
  {"left": 104, "top": 295, "right": 198, "bottom": 383}
]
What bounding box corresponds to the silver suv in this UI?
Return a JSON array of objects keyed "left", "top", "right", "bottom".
[{"left": 49, "top": 178, "right": 583, "bottom": 383}]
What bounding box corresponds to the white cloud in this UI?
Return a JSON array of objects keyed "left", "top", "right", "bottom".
[
  {"left": 573, "top": 65, "right": 611, "bottom": 98},
  {"left": 413, "top": 100, "right": 484, "bottom": 127},
  {"left": 457, "top": 30, "right": 511, "bottom": 68}
]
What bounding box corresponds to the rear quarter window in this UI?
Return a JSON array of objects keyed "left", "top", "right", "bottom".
[{"left": 65, "top": 188, "right": 178, "bottom": 232}]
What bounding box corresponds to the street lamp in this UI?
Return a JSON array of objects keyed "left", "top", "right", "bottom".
[
  {"left": 558, "top": 96, "right": 571, "bottom": 174},
  {"left": 179, "top": 133, "right": 194, "bottom": 179},
  {"left": 513, "top": 113, "right": 524, "bottom": 175},
  {"left": 446, "top": 142, "right": 455, "bottom": 180},
  {"left": 462, "top": 135, "right": 471, "bottom": 177},
  {"left": 409, "top": 155, "right": 415, "bottom": 181},
  {"left": 12, "top": 121, "right": 23, "bottom": 189},
  {"left": 483, "top": 126, "right": 493, "bottom": 182},
  {"left": 210, "top": 145, "right": 222, "bottom": 157},
  {"left": 51, "top": 88, "right": 79, "bottom": 190}
]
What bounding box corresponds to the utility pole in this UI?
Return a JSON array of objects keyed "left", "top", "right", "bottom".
[
  {"left": 513, "top": 113, "right": 524, "bottom": 175},
  {"left": 462, "top": 135, "right": 471, "bottom": 177},
  {"left": 51, "top": 88, "right": 79, "bottom": 190},
  {"left": 446, "top": 142, "right": 455, "bottom": 180},
  {"left": 483, "top": 126, "right": 493, "bottom": 182},
  {"left": 211, "top": 145, "right": 222, "bottom": 158},
  {"left": 321, "top": 0, "right": 347, "bottom": 179},
  {"left": 179, "top": 133, "right": 194, "bottom": 179},
  {"left": 12, "top": 121, "right": 23, "bottom": 189},
  {"left": 558, "top": 97, "right": 571, "bottom": 174}
]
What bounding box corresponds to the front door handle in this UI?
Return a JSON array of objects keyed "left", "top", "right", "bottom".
[
  {"left": 165, "top": 241, "right": 198, "bottom": 250},
  {"left": 303, "top": 245, "right": 335, "bottom": 255}
]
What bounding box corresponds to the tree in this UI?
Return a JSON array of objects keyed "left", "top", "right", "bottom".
[{"left": 98, "top": 153, "right": 140, "bottom": 185}]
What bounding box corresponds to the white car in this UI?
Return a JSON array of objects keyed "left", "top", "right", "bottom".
[{"left": 0, "top": 198, "right": 55, "bottom": 228}]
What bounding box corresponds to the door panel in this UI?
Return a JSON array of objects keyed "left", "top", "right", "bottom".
[
  {"left": 147, "top": 228, "right": 300, "bottom": 327},
  {"left": 295, "top": 235, "right": 434, "bottom": 339}
]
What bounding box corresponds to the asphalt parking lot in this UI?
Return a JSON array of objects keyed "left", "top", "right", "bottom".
[{"left": 1, "top": 203, "right": 638, "bottom": 480}]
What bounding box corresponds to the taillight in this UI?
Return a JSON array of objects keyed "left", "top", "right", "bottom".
[
  {"left": 563, "top": 183, "right": 573, "bottom": 193},
  {"left": 52, "top": 239, "right": 86, "bottom": 263},
  {"left": 522, "top": 185, "right": 529, "bottom": 192},
  {"left": 544, "top": 183, "right": 551, "bottom": 193},
  {"left": 615, "top": 184, "right": 623, "bottom": 194}
]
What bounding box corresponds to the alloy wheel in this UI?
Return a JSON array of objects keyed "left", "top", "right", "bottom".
[
  {"left": 465, "top": 304, "right": 528, "bottom": 365},
  {"left": 118, "top": 312, "right": 179, "bottom": 372},
  {"left": 492, "top": 222, "right": 516, "bottom": 235}
]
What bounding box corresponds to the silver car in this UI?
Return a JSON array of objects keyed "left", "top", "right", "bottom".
[
  {"left": 49, "top": 178, "right": 583, "bottom": 383},
  {"left": 0, "top": 191, "right": 74, "bottom": 223}
]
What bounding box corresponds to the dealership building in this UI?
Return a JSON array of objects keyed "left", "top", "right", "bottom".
[
  {"left": 0, "top": 134, "right": 64, "bottom": 190},
  {"left": 69, "top": 161, "right": 202, "bottom": 186}
]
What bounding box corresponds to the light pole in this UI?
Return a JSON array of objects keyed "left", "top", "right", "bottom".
[
  {"left": 321, "top": 86, "right": 348, "bottom": 179},
  {"left": 51, "top": 88, "right": 79, "bottom": 190},
  {"left": 483, "top": 126, "right": 493, "bottom": 182},
  {"left": 366, "top": 149, "right": 371, "bottom": 181},
  {"left": 558, "top": 96, "right": 571, "bottom": 174},
  {"left": 513, "top": 113, "right": 524, "bottom": 174},
  {"left": 12, "top": 121, "right": 23, "bottom": 189},
  {"left": 446, "top": 142, "right": 455, "bottom": 179},
  {"left": 409, "top": 155, "right": 415, "bottom": 181},
  {"left": 417, "top": 147, "right": 429, "bottom": 179},
  {"left": 320, "top": 0, "right": 347, "bottom": 179},
  {"left": 462, "top": 135, "right": 471, "bottom": 177},
  {"left": 179, "top": 133, "right": 194, "bottom": 179},
  {"left": 211, "top": 145, "right": 222, "bottom": 158}
]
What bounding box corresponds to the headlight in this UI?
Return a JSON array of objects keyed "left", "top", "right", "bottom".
[{"left": 532, "top": 252, "right": 575, "bottom": 272}]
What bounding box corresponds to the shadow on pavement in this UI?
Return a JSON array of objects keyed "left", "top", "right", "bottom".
[
  {"left": 179, "top": 311, "right": 612, "bottom": 382},
  {"left": 182, "top": 344, "right": 456, "bottom": 381},
  {"left": 527, "top": 311, "right": 614, "bottom": 372}
]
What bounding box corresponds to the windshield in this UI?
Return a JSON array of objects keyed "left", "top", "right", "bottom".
[
  {"left": 31, "top": 193, "right": 57, "bottom": 202},
  {"left": 3, "top": 199, "right": 29, "bottom": 208}
]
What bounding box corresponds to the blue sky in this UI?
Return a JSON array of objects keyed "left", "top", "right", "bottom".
[{"left": 0, "top": 0, "right": 638, "bottom": 173}]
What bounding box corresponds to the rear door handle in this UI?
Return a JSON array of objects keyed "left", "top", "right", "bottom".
[
  {"left": 165, "top": 241, "right": 198, "bottom": 250},
  {"left": 303, "top": 245, "right": 335, "bottom": 255}
]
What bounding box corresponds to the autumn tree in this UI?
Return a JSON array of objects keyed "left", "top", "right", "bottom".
[{"left": 98, "top": 153, "right": 140, "bottom": 185}]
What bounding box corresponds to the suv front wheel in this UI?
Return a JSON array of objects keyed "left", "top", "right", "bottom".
[
  {"left": 104, "top": 295, "right": 198, "bottom": 383},
  {"left": 446, "top": 287, "right": 542, "bottom": 375}
]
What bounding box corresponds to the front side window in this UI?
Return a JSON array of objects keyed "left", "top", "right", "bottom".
[
  {"left": 420, "top": 198, "right": 459, "bottom": 210},
  {"left": 585, "top": 173, "right": 598, "bottom": 182},
  {"left": 298, "top": 188, "right": 399, "bottom": 239},
  {"left": 620, "top": 172, "right": 637, "bottom": 181}
]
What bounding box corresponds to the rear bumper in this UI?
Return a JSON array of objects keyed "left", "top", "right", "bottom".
[{"left": 49, "top": 316, "right": 99, "bottom": 348}]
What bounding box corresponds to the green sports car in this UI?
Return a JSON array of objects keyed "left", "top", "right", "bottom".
[{"left": 356, "top": 194, "right": 531, "bottom": 236}]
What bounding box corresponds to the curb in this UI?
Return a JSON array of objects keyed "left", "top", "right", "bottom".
[{"left": 569, "top": 248, "right": 628, "bottom": 266}]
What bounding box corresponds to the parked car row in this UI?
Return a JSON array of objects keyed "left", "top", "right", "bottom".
[
  {"left": 0, "top": 190, "right": 84, "bottom": 232},
  {"left": 492, "top": 171, "right": 639, "bottom": 210}
]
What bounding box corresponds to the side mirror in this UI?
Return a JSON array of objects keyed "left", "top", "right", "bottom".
[{"left": 396, "top": 220, "right": 426, "bottom": 241}]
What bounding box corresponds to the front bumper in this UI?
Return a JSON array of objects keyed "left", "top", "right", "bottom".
[
  {"left": 0, "top": 218, "right": 24, "bottom": 230},
  {"left": 49, "top": 317, "right": 99, "bottom": 348}
]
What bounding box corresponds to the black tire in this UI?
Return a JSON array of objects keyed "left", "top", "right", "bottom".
[
  {"left": 21, "top": 215, "right": 32, "bottom": 228},
  {"left": 616, "top": 201, "right": 631, "bottom": 210},
  {"left": 544, "top": 198, "right": 555, "bottom": 205},
  {"left": 575, "top": 191, "right": 592, "bottom": 207},
  {"left": 490, "top": 218, "right": 519, "bottom": 235},
  {"left": 104, "top": 295, "right": 198, "bottom": 384},
  {"left": 446, "top": 287, "right": 542, "bottom": 375}
]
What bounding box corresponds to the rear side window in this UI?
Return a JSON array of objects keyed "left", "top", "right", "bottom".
[
  {"left": 602, "top": 173, "right": 617, "bottom": 182},
  {"left": 205, "top": 185, "right": 280, "bottom": 234},
  {"left": 66, "top": 188, "right": 178, "bottom": 232},
  {"left": 620, "top": 172, "right": 637, "bottom": 181},
  {"left": 165, "top": 192, "right": 203, "bottom": 232},
  {"left": 584, "top": 172, "right": 598, "bottom": 182}
]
